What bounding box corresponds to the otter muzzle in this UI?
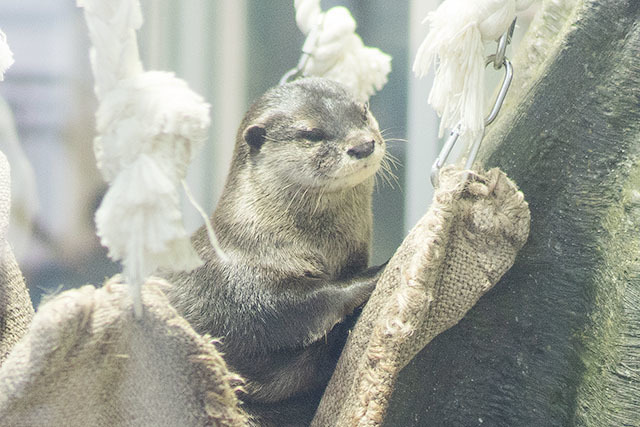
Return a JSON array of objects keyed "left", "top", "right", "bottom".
[{"left": 347, "top": 140, "right": 375, "bottom": 159}]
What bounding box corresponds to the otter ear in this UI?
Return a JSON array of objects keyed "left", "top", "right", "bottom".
[{"left": 243, "top": 124, "right": 266, "bottom": 151}]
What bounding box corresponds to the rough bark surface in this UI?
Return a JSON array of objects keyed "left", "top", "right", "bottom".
[{"left": 385, "top": 1, "right": 640, "bottom": 425}]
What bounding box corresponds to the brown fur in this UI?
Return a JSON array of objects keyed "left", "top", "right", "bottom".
[{"left": 165, "top": 78, "right": 386, "bottom": 426}]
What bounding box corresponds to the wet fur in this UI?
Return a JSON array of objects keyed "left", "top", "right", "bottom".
[{"left": 166, "top": 78, "right": 385, "bottom": 426}]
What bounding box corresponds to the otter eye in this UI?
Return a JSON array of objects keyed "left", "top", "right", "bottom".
[
  {"left": 361, "top": 103, "right": 370, "bottom": 122},
  {"left": 297, "top": 128, "right": 326, "bottom": 142}
]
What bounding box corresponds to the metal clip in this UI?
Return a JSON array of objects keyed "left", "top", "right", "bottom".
[
  {"left": 484, "top": 55, "right": 513, "bottom": 127},
  {"left": 430, "top": 21, "right": 516, "bottom": 188},
  {"left": 492, "top": 18, "right": 516, "bottom": 70},
  {"left": 280, "top": 15, "right": 325, "bottom": 85},
  {"left": 430, "top": 123, "right": 462, "bottom": 187}
]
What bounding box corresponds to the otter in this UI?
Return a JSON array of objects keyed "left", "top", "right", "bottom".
[{"left": 166, "top": 77, "right": 386, "bottom": 426}]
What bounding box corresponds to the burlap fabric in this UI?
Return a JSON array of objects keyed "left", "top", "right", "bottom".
[
  {"left": 0, "top": 277, "right": 248, "bottom": 427},
  {"left": 0, "top": 165, "right": 529, "bottom": 427},
  {"left": 311, "top": 167, "right": 530, "bottom": 426},
  {"left": 0, "top": 247, "right": 33, "bottom": 367},
  {"left": 0, "top": 150, "right": 34, "bottom": 366}
]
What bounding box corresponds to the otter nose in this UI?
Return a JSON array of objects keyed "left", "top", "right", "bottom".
[{"left": 347, "top": 140, "right": 375, "bottom": 159}]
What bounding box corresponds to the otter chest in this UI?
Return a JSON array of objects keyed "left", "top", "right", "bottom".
[{"left": 292, "top": 206, "right": 371, "bottom": 278}]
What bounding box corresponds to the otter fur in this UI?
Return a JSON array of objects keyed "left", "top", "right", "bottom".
[{"left": 166, "top": 78, "right": 386, "bottom": 426}]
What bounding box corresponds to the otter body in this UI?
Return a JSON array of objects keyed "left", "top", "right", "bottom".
[{"left": 167, "top": 78, "right": 386, "bottom": 425}]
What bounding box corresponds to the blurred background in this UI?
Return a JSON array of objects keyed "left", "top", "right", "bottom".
[{"left": 0, "top": 0, "right": 536, "bottom": 306}]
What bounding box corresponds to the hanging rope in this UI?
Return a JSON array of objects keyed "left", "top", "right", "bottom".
[
  {"left": 0, "top": 30, "right": 14, "bottom": 81},
  {"left": 0, "top": 30, "right": 13, "bottom": 241},
  {"left": 77, "top": 0, "right": 225, "bottom": 317},
  {"left": 282, "top": 0, "right": 392, "bottom": 102},
  {"left": 430, "top": 23, "right": 516, "bottom": 187},
  {"left": 413, "top": 0, "right": 536, "bottom": 139}
]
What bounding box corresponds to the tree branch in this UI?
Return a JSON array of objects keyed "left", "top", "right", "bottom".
[{"left": 384, "top": 1, "right": 640, "bottom": 425}]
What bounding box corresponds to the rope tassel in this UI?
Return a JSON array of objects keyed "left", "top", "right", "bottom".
[
  {"left": 0, "top": 30, "right": 14, "bottom": 81},
  {"left": 413, "top": 0, "right": 536, "bottom": 139},
  {"left": 291, "top": 0, "right": 392, "bottom": 102},
  {"left": 78, "top": 0, "right": 224, "bottom": 317}
]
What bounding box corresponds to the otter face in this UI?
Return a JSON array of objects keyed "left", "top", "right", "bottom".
[{"left": 240, "top": 78, "right": 386, "bottom": 192}]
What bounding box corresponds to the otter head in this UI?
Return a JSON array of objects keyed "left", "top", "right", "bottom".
[{"left": 237, "top": 78, "right": 386, "bottom": 192}]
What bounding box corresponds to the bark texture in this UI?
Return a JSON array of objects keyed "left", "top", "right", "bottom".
[{"left": 385, "top": 0, "right": 640, "bottom": 425}]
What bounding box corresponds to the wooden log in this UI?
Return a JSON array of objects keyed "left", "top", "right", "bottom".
[{"left": 385, "top": 1, "right": 640, "bottom": 425}]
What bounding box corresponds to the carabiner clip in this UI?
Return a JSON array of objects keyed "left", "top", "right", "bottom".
[
  {"left": 280, "top": 15, "right": 325, "bottom": 85},
  {"left": 430, "top": 54, "right": 514, "bottom": 187},
  {"left": 430, "top": 123, "right": 462, "bottom": 187},
  {"left": 484, "top": 56, "right": 513, "bottom": 127},
  {"left": 492, "top": 18, "right": 516, "bottom": 70}
]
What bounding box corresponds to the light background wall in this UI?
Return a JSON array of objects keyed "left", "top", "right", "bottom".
[{"left": 0, "top": 1, "right": 535, "bottom": 304}]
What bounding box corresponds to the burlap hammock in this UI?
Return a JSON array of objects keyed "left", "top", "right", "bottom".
[{"left": 0, "top": 161, "right": 529, "bottom": 426}]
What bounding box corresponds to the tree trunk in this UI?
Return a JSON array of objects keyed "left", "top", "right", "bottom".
[{"left": 385, "top": 1, "right": 640, "bottom": 425}]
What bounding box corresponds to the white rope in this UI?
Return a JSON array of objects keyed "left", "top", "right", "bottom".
[
  {"left": 413, "top": 0, "right": 536, "bottom": 139},
  {"left": 0, "top": 151, "right": 9, "bottom": 251},
  {"left": 293, "top": 0, "right": 391, "bottom": 102},
  {"left": 78, "top": 0, "right": 223, "bottom": 317},
  {"left": 0, "top": 30, "right": 14, "bottom": 81},
  {"left": 0, "top": 30, "right": 12, "bottom": 245}
]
